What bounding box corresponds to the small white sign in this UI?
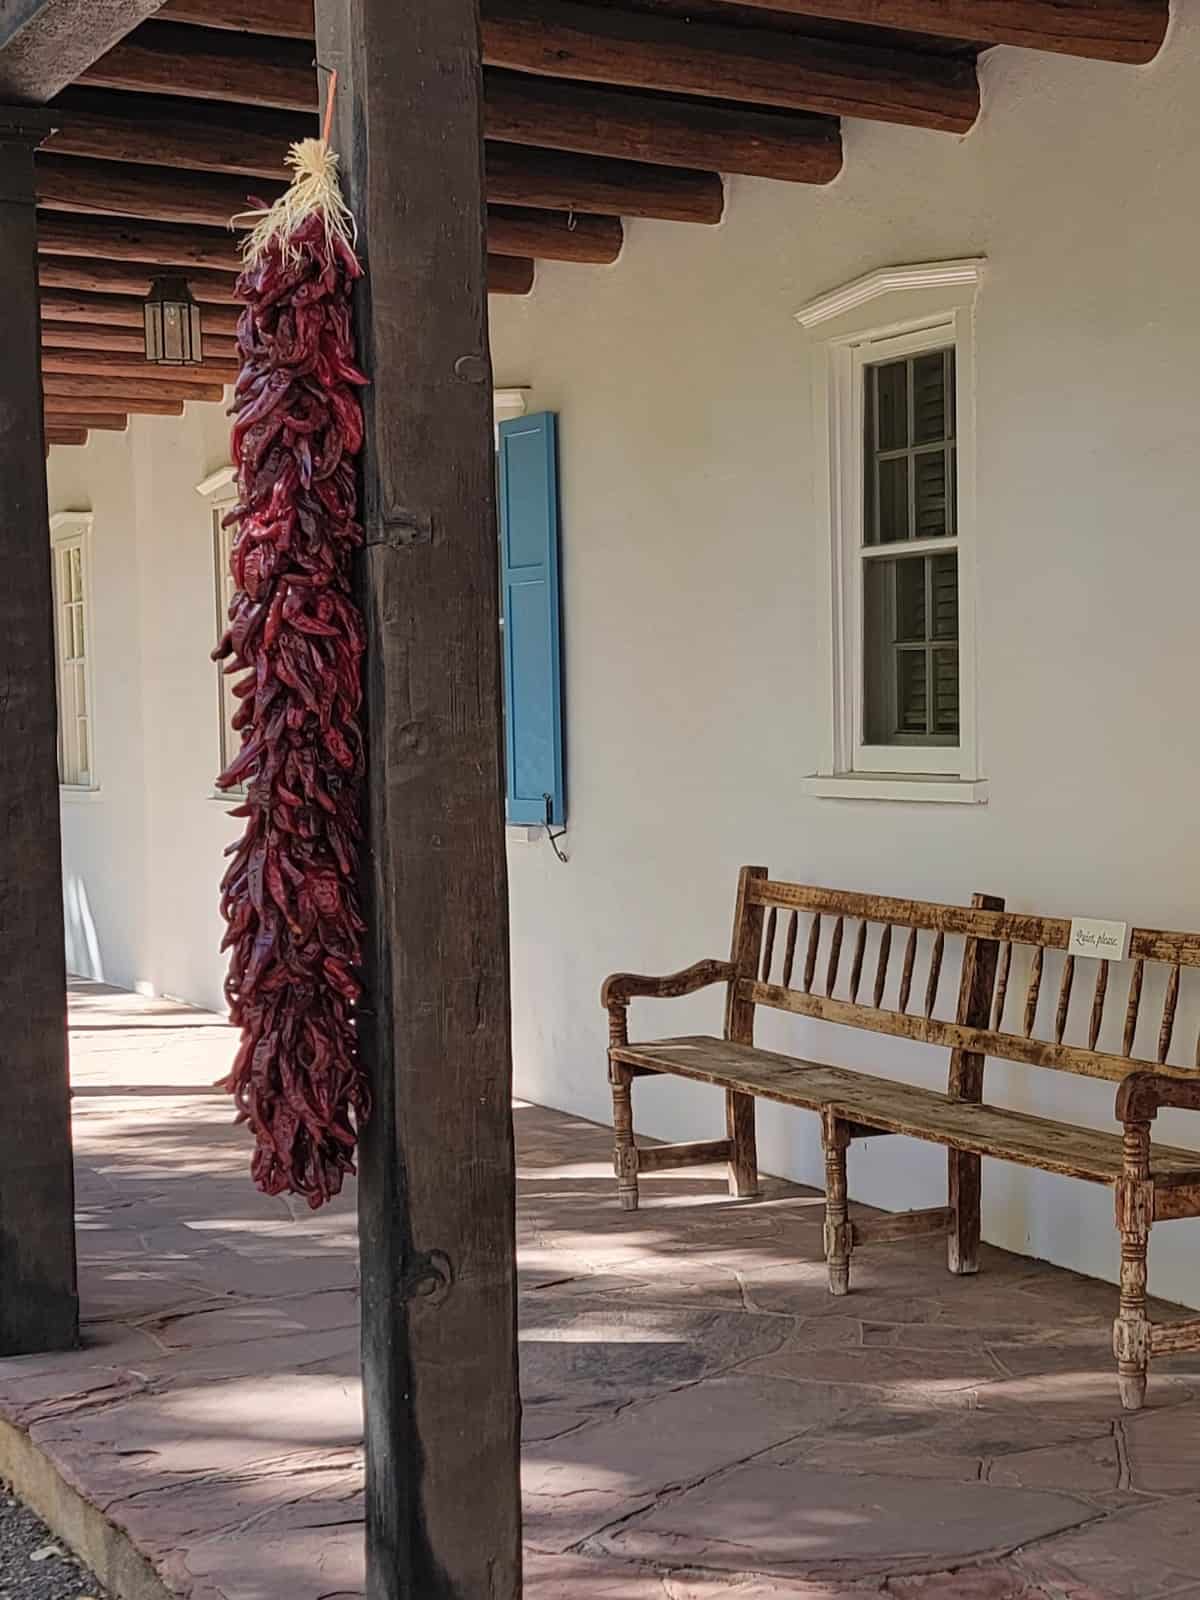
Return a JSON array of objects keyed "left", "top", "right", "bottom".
[{"left": 1068, "top": 918, "right": 1130, "bottom": 962}]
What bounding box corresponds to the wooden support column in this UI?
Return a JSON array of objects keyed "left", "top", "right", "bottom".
[
  {"left": 313, "top": 4, "right": 521, "bottom": 1597},
  {"left": 0, "top": 107, "right": 77, "bottom": 1357}
]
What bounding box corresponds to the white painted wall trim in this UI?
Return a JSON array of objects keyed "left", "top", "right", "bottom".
[
  {"left": 494, "top": 387, "right": 530, "bottom": 424},
  {"left": 195, "top": 466, "right": 237, "bottom": 502},
  {"left": 795, "top": 258, "right": 986, "bottom": 331},
  {"left": 49, "top": 511, "right": 100, "bottom": 796}
]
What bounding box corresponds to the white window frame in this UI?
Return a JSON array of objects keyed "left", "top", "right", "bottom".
[
  {"left": 196, "top": 466, "right": 244, "bottom": 801},
  {"left": 797, "top": 259, "right": 987, "bottom": 805},
  {"left": 49, "top": 511, "right": 98, "bottom": 795}
]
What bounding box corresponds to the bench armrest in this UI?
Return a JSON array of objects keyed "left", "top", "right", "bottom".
[
  {"left": 1117, "top": 1072, "right": 1200, "bottom": 1124},
  {"left": 601, "top": 959, "right": 735, "bottom": 1010}
]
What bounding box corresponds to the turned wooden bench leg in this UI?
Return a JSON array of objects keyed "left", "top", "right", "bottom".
[
  {"left": 1114, "top": 1120, "right": 1153, "bottom": 1411},
  {"left": 607, "top": 998, "right": 640, "bottom": 1211},
  {"left": 726, "top": 1089, "right": 759, "bottom": 1199},
  {"left": 822, "top": 1110, "right": 852, "bottom": 1297},
  {"left": 948, "top": 1149, "right": 982, "bottom": 1276},
  {"left": 610, "top": 1061, "right": 639, "bottom": 1211}
]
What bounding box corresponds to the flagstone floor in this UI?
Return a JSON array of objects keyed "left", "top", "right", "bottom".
[{"left": 4, "top": 981, "right": 1200, "bottom": 1599}]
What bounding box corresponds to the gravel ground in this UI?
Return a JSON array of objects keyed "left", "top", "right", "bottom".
[{"left": 0, "top": 1491, "right": 105, "bottom": 1600}]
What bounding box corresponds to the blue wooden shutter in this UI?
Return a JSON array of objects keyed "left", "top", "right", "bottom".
[{"left": 498, "top": 412, "right": 565, "bottom": 826}]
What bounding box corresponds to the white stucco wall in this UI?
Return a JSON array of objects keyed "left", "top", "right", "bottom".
[
  {"left": 486, "top": 13, "right": 1200, "bottom": 1305},
  {"left": 47, "top": 6, "right": 1200, "bottom": 1304},
  {"left": 49, "top": 403, "right": 241, "bottom": 1015}
]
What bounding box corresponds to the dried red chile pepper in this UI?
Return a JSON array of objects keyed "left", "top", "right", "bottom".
[{"left": 214, "top": 201, "right": 369, "bottom": 1208}]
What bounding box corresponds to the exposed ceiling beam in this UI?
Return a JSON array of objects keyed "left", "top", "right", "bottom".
[
  {"left": 90, "top": 3, "right": 979, "bottom": 132},
  {"left": 38, "top": 209, "right": 243, "bottom": 270},
  {"left": 479, "top": 0, "right": 978, "bottom": 133},
  {"left": 45, "top": 426, "right": 88, "bottom": 445},
  {"left": 49, "top": 88, "right": 312, "bottom": 176},
  {"left": 0, "top": 0, "right": 168, "bottom": 102},
  {"left": 42, "top": 318, "right": 238, "bottom": 359},
  {"left": 50, "top": 79, "right": 841, "bottom": 187},
  {"left": 80, "top": 18, "right": 315, "bottom": 108},
  {"left": 41, "top": 347, "right": 238, "bottom": 383},
  {"left": 37, "top": 143, "right": 722, "bottom": 226},
  {"left": 484, "top": 145, "right": 722, "bottom": 222},
  {"left": 487, "top": 206, "right": 622, "bottom": 263},
  {"left": 43, "top": 391, "right": 185, "bottom": 415},
  {"left": 43, "top": 371, "right": 226, "bottom": 402},
  {"left": 38, "top": 253, "right": 238, "bottom": 301},
  {"left": 39, "top": 285, "right": 241, "bottom": 334},
  {"left": 38, "top": 203, "right": 621, "bottom": 268},
  {"left": 42, "top": 410, "right": 130, "bottom": 429},
  {"left": 157, "top": 0, "right": 307, "bottom": 36},
  {"left": 711, "top": 1, "right": 1169, "bottom": 65},
  {"left": 36, "top": 152, "right": 281, "bottom": 229},
  {"left": 484, "top": 72, "right": 841, "bottom": 186},
  {"left": 489, "top": 255, "right": 534, "bottom": 296}
]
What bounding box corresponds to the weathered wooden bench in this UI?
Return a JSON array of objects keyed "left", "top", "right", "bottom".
[{"left": 602, "top": 868, "right": 1200, "bottom": 1410}]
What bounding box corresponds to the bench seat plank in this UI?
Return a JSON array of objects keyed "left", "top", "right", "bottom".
[{"left": 611, "top": 1036, "right": 1200, "bottom": 1185}]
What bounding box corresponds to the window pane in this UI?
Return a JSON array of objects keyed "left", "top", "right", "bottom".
[
  {"left": 894, "top": 556, "right": 926, "bottom": 642},
  {"left": 913, "top": 448, "right": 949, "bottom": 539},
  {"left": 875, "top": 455, "right": 910, "bottom": 544},
  {"left": 77, "top": 717, "right": 89, "bottom": 779},
  {"left": 931, "top": 553, "right": 958, "bottom": 640},
  {"left": 874, "top": 360, "right": 908, "bottom": 451},
  {"left": 896, "top": 650, "right": 928, "bottom": 735},
  {"left": 932, "top": 647, "right": 960, "bottom": 736},
  {"left": 912, "top": 351, "right": 949, "bottom": 445},
  {"left": 863, "top": 552, "right": 960, "bottom": 747},
  {"left": 74, "top": 660, "right": 87, "bottom": 717},
  {"left": 70, "top": 546, "right": 82, "bottom": 601}
]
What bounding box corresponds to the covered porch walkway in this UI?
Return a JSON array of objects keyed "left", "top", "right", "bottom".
[{"left": 3, "top": 981, "right": 1200, "bottom": 1600}]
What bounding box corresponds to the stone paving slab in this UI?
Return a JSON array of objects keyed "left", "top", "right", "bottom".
[{"left": 3, "top": 979, "right": 1200, "bottom": 1599}]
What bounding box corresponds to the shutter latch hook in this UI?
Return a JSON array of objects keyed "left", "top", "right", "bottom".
[{"left": 543, "top": 794, "right": 569, "bottom": 864}]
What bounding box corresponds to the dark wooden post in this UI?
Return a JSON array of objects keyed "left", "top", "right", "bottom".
[
  {"left": 0, "top": 107, "right": 78, "bottom": 1357},
  {"left": 312, "top": 5, "right": 522, "bottom": 1597}
]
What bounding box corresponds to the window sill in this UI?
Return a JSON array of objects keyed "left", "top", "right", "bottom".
[
  {"left": 801, "top": 774, "right": 988, "bottom": 805},
  {"left": 60, "top": 785, "right": 102, "bottom": 804}
]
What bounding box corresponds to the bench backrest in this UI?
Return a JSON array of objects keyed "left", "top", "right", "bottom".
[{"left": 728, "top": 867, "right": 1200, "bottom": 1090}]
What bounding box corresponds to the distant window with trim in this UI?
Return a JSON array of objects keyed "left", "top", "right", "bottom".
[
  {"left": 51, "top": 521, "right": 93, "bottom": 788},
  {"left": 861, "top": 345, "right": 958, "bottom": 748},
  {"left": 212, "top": 507, "right": 244, "bottom": 791}
]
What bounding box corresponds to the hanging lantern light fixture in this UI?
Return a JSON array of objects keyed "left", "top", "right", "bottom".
[{"left": 143, "top": 275, "right": 204, "bottom": 366}]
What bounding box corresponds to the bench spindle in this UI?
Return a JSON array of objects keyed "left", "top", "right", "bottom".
[
  {"left": 781, "top": 909, "right": 799, "bottom": 988},
  {"left": 1158, "top": 964, "right": 1181, "bottom": 1065},
  {"left": 925, "top": 930, "right": 945, "bottom": 1019},
  {"left": 1089, "top": 959, "right": 1109, "bottom": 1051},
  {"left": 1024, "top": 945, "right": 1044, "bottom": 1038},
  {"left": 1055, "top": 955, "right": 1075, "bottom": 1045},
  {"left": 899, "top": 926, "right": 918, "bottom": 1013},
  {"left": 825, "top": 916, "right": 845, "bottom": 997},
  {"left": 873, "top": 924, "right": 892, "bottom": 1008},
  {"left": 1124, "top": 959, "right": 1145, "bottom": 1056},
  {"left": 761, "top": 907, "right": 778, "bottom": 984},
  {"left": 849, "top": 920, "right": 868, "bottom": 1004},
  {"left": 993, "top": 940, "right": 1013, "bottom": 1030},
  {"left": 803, "top": 914, "right": 822, "bottom": 994}
]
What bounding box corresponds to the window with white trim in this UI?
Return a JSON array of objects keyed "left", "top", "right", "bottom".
[
  {"left": 50, "top": 515, "right": 95, "bottom": 789},
  {"left": 196, "top": 467, "right": 244, "bottom": 798},
  {"left": 212, "top": 506, "right": 243, "bottom": 787},
  {"left": 799, "top": 260, "right": 984, "bottom": 802}
]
